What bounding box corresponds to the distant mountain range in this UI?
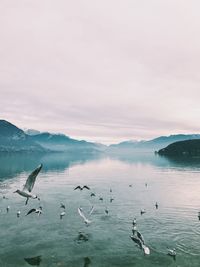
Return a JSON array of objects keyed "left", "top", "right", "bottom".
[
  {"left": 108, "top": 134, "right": 200, "bottom": 152},
  {"left": 0, "top": 120, "right": 105, "bottom": 153},
  {"left": 1, "top": 119, "right": 200, "bottom": 153}
]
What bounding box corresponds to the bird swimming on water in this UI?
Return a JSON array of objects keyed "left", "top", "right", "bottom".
[
  {"left": 140, "top": 209, "right": 146, "bottom": 215},
  {"left": 167, "top": 248, "right": 176, "bottom": 261},
  {"left": 60, "top": 203, "right": 66, "bottom": 209},
  {"left": 14, "top": 164, "right": 43, "bottom": 205},
  {"left": 60, "top": 211, "right": 66, "bottom": 219}
]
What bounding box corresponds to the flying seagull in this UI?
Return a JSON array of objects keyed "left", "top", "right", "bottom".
[
  {"left": 26, "top": 207, "right": 42, "bottom": 216},
  {"left": 14, "top": 164, "right": 42, "bottom": 205},
  {"left": 131, "top": 227, "right": 150, "bottom": 255},
  {"left": 78, "top": 207, "right": 92, "bottom": 225},
  {"left": 74, "top": 185, "right": 90, "bottom": 191}
]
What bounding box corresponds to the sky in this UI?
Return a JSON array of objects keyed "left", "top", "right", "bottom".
[{"left": 1, "top": 0, "right": 200, "bottom": 144}]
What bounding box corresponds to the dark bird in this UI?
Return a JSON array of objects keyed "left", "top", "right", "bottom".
[
  {"left": 140, "top": 209, "right": 146, "bottom": 215},
  {"left": 198, "top": 211, "right": 200, "bottom": 221},
  {"left": 110, "top": 188, "right": 112, "bottom": 193},
  {"left": 129, "top": 184, "right": 133, "bottom": 187},
  {"left": 60, "top": 203, "right": 66, "bottom": 209},
  {"left": 105, "top": 207, "right": 109, "bottom": 214},
  {"left": 26, "top": 207, "right": 42, "bottom": 216},
  {"left": 17, "top": 210, "right": 21, "bottom": 217},
  {"left": 155, "top": 202, "right": 158, "bottom": 209},
  {"left": 24, "top": 255, "right": 42, "bottom": 266},
  {"left": 74, "top": 185, "right": 90, "bottom": 191},
  {"left": 6, "top": 206, "right": 10, "bottom": 213},
  {"left": 90, "top": 193, "right": 96, "bottom": 197},
  {"left": 76, "top": 232, "right": 89, "bottom": 243},
  {"left": 14, "top": 164, "right": 43, "bottom": 205},
  {"left": 110, "top": 197, "right": 114, "bottom": 203},
  {"left": 83, "top": 257, "right": 91, "bottom": 267},
  {"left": 99, "top": 197, "right": 103, "bottom": 201}
]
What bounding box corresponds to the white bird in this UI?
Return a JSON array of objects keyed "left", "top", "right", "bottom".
[
  {"left": 14, "top": 164, "right": 42, "bottom": 205},
  {"left": 17, "top": 210, "right": 21, "bottom": 217},
  {"left": 167, "top": 248, "right": 176, "bottom": 257},
  {"left": 78, "top": 207, "right": 92, "bottom": 225},
  {"left": 60, "top": 211, "right": 66, "bottom": 219},
  {"left": 132, "top": 218, "right": 137, "bottom": 226}
]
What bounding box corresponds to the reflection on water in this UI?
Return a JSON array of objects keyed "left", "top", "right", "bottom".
[{"left": 0, "top": 152, "right": 200, "bottom": 267}]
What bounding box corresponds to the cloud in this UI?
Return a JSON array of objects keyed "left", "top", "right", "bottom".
[{"left": 0, "top": 0, "right": 200, "bottom": 143}]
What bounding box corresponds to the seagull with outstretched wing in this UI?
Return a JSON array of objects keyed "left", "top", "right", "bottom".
[
  {"left": 74, "top": 185, "right": 90, "bottom": 191},
  {"left": 26, "top": 206, "right": 42, "bottom": 216},
  {"left": 14, "top": 164, "right": 42, "bottom": 205},
  {"left": 78, "top": 207, "right": 92, "bottom": 225}
]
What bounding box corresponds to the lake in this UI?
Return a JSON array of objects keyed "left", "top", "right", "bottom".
[{"left": 0, "top": 152, "right": 200, "bottom": 267}]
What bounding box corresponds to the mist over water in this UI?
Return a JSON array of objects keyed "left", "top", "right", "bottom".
[{"left": 0, "top": 152, "right": 200, "bottom": 267}]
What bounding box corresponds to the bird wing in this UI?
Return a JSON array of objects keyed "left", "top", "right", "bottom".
[
  {"left": 137, "top": 231, "right": 145, "bottom": 244},
  {"left": 83, "top": 185, "right": 90, "bottom": 190},
  {"left": 88, "top": 206, "right": 94, "bottom": 215},
  {"left": 26, "top": 208, "right": 36, "bottom": 216},
  {"left": 78, "top": 208, "right": 91, "bottom": 223},
  {"left": 23, "top": 164, "right": 43, "bottom": 192},
  {"left": 74, "top": 186, "right": 81, "bottom": 190}
]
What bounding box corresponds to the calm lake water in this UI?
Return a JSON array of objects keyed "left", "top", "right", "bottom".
[{"left": 0, "top": 152, "right": 200, "bottom": 267}]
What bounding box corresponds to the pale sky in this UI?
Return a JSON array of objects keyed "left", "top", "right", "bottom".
[{"left": 1, "top": 0, "right": 200, "bottom": 144}]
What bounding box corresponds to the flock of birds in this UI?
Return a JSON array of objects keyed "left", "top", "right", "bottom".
[{"left": 1, "top": 163, "right": 181, "bottom": 265}]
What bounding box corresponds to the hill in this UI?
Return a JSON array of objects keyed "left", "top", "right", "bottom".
[
  {"left": 158, "top": 139, "right": 200, "bottom": 157},
  {"left": 0, "top": 120, "right": 45, "bottom": 152}
]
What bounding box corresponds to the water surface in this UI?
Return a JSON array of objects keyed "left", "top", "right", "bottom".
[{"left": 0, "top": 152, "right": 200, "bottom": 267}]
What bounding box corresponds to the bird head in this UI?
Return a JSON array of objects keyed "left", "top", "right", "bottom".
[{"left": 13, "top": 190, "right": 20, "bottom": 193}]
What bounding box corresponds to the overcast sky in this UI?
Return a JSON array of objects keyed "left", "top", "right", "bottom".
[{"left": 1, "top": 1, "right": 200, "bottom": 144}]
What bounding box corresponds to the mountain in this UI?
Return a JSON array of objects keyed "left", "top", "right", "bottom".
[
  {"left": 0, "top": 120, "right": 105, "bottom": 153},
  {"left": 158, "top": 139, "right": 200, "bottom": 157},
  {"left": 24, "top": 129, "right": 41, "bottom": 136},
  {"left": 0, "top": 120, "right": 45, "bottom": 152},
  {"left": 108, "top": 134, "right": 200, "bottom": 152},
  {"left": 31, "top": 132, "right": 106, "bottom": 153}
]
